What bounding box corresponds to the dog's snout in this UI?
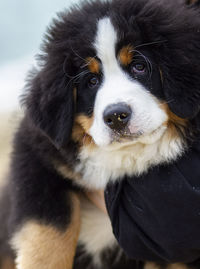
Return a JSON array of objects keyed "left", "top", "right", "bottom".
[{"left": 103, "top": 103, "right": 132, "bottom": 131}]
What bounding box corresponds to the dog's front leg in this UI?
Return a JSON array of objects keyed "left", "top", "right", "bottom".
[{"left": 11, "top": 193, "right": 80, "bottom": 269}]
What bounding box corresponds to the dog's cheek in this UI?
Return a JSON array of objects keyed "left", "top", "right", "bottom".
[
  {"left": 52, "top": 115, "right": 96, "bottom": 185},
  {"left": 72, "top": 114, "right": 95, "bottom": 147},
  {"left": 160, "top": 103, "right": 188, "bottom": 138}
]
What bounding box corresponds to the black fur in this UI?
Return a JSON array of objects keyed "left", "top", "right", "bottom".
[
  {"left": 111, "top": 0, "right": 200, "bottom": 119},
  {"left": 8, "top": 118, "right": 77, "bottom": 230},
  {"left": 186, "top": 0, "right": 200, "bottom": 7},
  {"left": 74, "top": 245, "right": 145, "bottom": 269},
  {"left": 1, "top": 0, "right": 200, "bottom": 268},
  {"left": 0, "top": 188, "right": 14, "bottom": 267}
]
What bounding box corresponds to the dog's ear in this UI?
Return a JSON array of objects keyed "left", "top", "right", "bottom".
[
  {"left": 24, "top": 61, "right": 75, "bottom": 149},
  {"left": 155, "top": 14, "right": 200, "bottom": 119}
]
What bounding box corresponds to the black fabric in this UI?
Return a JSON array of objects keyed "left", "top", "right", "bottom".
[{"left": 105, "top": 139, "right": 200, "bottom": 263}]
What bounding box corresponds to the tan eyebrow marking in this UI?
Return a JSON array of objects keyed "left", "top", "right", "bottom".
[
  {"left": 85, "top": 57, "right": 100, "bottom": 73},
  {"left": 118, "top": 45, "right": 134, "bottom": 66}
]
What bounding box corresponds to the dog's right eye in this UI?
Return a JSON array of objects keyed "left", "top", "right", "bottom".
[{"left": 88, "top": 75, "right": 100, "bottom": 88}]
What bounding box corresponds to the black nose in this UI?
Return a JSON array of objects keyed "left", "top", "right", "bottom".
[{"left": 103, "top": 103, "right": 132, "bottom": 131}]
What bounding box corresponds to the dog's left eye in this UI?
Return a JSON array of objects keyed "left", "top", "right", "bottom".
[
  {"left": 88, "top": 75, "right": 100, "bottom": 88},
  {"left": 131, "top": 63, "right": 146, "bottom": 74}
]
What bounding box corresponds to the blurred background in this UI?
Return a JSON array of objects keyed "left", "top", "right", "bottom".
[
  {"left": 0, "top": 0, "right": 80, "bottom": 112},
  {"left": 0, "top": 0, "right": 79, "bottom": 184}
]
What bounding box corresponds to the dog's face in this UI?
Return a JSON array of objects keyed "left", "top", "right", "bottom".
[
  {"left": 71, "top": 17, "right": 167, "bottom": 148},
  {"left": 25, "top": 0, "right": 200, "bottom": 156},
  {"left": 86, "top": 17, "right": 167, "bottom": 147}
]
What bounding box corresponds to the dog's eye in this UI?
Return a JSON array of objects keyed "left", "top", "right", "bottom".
[
  {"left": 131, "top": 63, "right": 146, "bottom": 74},
  {"left": 88, "top": 75, "right": 100, "bottom": 88}
]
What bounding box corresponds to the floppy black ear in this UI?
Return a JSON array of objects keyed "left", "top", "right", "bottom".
[
  {"left": 156, "top": 14, "right": 200, "bottom": 119},
  {"left": 25, "top": 63, "right": 74, "bottom": 149}
]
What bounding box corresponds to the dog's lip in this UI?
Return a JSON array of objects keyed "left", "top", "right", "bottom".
[
  {"left": 128, "top": 123, "right": 140, "bottom": 134},
  {"left": 111, "top": 131, "right": 143, "bottom": 141},
  {"left": 109, "top": 129, "right": 144, "bottom": 145},
  {"left": 109, "top": 125, "right": 144, "bottom": 142},
  {"left": 107, "top": 124, "right": 166, "bottom": 148}
]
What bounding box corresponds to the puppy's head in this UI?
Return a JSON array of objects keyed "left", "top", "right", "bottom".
[{"left": 24, "top": 0, "right": 200, "bottom": 151}]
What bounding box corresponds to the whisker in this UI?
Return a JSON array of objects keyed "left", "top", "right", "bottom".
[
  {"left": 70, "top": 46, "right": 86, "bottom": 62},
  {"left": 65, "top": 70, "right": 90, "bottom": 89},
  {"left": 82, "top": 133, "right": 87, "bottom": 145},
  {"left": 133, "top": 40, "right": 168, "bottom": 50},
  {"left": 73, "top": 70, "right": 90, "bottom": 83},
  {"left": 89, "top": 137, "right": 94, "bottom": 146},
  {"left": 87, "top": 107, "right": 94, "bottom": 115},
  {"left": 159, "top": 99, "right": 175, "bottom": 106}
]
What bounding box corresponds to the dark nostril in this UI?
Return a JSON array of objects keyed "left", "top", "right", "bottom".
[
  {"left": 106, "top": 118, "right": 113, "bottom": 125},
  {"left": 103, "top": 103, "right": 132, "bottom": 131},
  {"left": 119, "top": 113, "right": 129, "bottom": 120}
]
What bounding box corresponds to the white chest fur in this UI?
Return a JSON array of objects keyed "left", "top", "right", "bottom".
[
  {"left": 75, "top": 126, "right": 184, "bottom": 190},
  {"left": 78, "top": 196, "right": 117, "bottom": 266}
]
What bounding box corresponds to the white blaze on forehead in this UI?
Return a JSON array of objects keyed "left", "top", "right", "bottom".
[{"left": 94, "top": 17, "right": 119, "bottom": 75}]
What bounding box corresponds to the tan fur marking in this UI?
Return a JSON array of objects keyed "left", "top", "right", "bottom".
[
  {"left": 72, "top": 114, "right": 95, "bottom": 147},
  {"left": 54, "top": 162, "right": 81, "bottom": 181},
  {"left": 11, "top": 193, "right": 80, "bottom": 269},
  {"left": 145, "top": 263, "right": 189, "bottom": 269},
  {"left": 167, "top": 109, "right": 188, "bottom": 128},
  {"left": 118, "top": 45, "right": 134, "bottom": 66},
  {"left": 73, "top": 87, "right": 77, "bottom": 103},
  {"left": 144, "top": 262, "right": 162, "bottom": 269},
  {"left": 158, "top": 71, "right": 187, "bottom": 132},
  {"left": 159, "top": 68, "right": 163, "bottom": 84},
  {"left": 75, "top": 115, "right": 94, "bottom": 132},
  {"left": 1, "top": 257, "right": 16, "bottom": 269},
  {"left": 166, "top": 264, "right": 189, "bottom": 269},
  {"left": 55, "top": 115, "right": 96, "bottom": 182},
  {"left": 86, "top": 57, "right": 100, "bottom": 73},
  {"left": 160, "top": 103, "right": 187, "bottom": 139}
]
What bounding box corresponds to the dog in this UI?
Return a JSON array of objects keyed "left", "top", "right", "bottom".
[{"left": 0, "top": 0, "right": 200, "bottom": 268}]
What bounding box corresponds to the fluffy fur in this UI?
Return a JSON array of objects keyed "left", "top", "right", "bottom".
[{"left": 0, "top": 0, "right": 200, "bottom": 268}]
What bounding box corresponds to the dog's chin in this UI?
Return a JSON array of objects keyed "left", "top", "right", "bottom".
[{"left": 92, "top": 124, "right": 167, "bottom": 151}]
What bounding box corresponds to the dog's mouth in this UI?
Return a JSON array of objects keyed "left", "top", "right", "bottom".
[
  {"left": 106, "top": 124, "right": 167, "bottom": 149},
  {"left": 109, "top": 128, "right": 144, "bottom": 143}
]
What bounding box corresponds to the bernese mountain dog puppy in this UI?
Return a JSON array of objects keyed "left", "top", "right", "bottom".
[{"left": 0, "top": 0, "right": 200, "bottom": 268}]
